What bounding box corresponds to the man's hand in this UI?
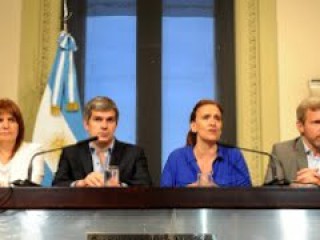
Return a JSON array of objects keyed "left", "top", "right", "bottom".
[
  {"left": 295, "top": 168, "right": 320, "bottom": 185},
  {"left": 75, "top": 172, "right": 122, "bottom": 187},
  {"left": 75, "top": 172, "right": 104, "bottom": 187}
]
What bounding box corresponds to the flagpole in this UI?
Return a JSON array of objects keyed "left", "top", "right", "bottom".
[{"left": 63, "top": 0, "right": 71, "bottom": 33}]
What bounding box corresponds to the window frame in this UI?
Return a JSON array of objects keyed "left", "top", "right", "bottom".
[{"left": 68, "top": 0, "right": 236, "bottom": 186}]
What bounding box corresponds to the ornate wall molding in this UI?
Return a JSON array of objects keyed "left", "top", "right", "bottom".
[
  {"left": 236, "top": 0, "right": 279, "bottom": 185},
  {"left": 247, "top": 0, "right": 261, "bottom": 145},
  {"left": 18, "top": 0, "right": 61, "bottom": 139},
  {"left": 235, "top": 0, "right": 262, "bottom": 185},
  {"left": 39, "top": 0, "right": 62, "bottom": 95},
  {"left": 246, "top": 0, "right": 262, "bottom": 184}
]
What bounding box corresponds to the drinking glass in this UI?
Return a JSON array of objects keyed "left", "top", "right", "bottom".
[
  {"left": 104, "top": 165, "right": 119, "bottom": 187},
  {"left": 197, "top": 172, "right": 217, "bottom": 187}
]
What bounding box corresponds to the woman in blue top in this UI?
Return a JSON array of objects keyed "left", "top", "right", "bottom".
[{"left": 161, "top": 99, "right": 251, "bottom": 187}]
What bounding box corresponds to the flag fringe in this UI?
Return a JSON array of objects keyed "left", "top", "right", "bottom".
[
  {"left": 66, "top": 102, "right": 79, "bottom": 112},
  {"left": 51, "top": 106, "right": 61, "bottom": 116}
]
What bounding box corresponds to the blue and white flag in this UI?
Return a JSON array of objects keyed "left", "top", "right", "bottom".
[{"left": 33, "top": 31, "right": 87, "bottom": 186}]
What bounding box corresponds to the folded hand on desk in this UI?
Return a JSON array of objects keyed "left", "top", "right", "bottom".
[
  {"left": 292, "top": 168, "right": 320, "bottom": 187},
  {"left": 75, "top": 172, "right": 120, "bottom": 187}
]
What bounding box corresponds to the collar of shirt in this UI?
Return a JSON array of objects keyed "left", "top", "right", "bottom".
[
  {"left": 216, "top": 145, "right": 225, "bottom": 161},
  {"left": 89, "top": 139, "right": 115, "bottom": 173},
  {"left": 187, "top": 145, "right": 224, "bottom": 161},
  {"left": 302, "top": 138, "right": 312, "bottom": 155},
  {"left": 89, "top": 139, "right": 115, "bottom": 154},
  {"left": 186, "top": 145, "right": 224, "bottom": 172},
  {"left": 302, "top": 138, "right": 320, "bottom": 168}
]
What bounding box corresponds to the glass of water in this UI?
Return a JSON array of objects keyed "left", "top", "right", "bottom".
[
  {"left": 197, "top": 172, "right": 217, "bottom": 187},
  {"left": 104, "top": 165, "right": 119, "bottom": 187}
]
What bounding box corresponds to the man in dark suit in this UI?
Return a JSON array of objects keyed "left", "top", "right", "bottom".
[
  {"left": 52, "top": 96, "right": 152, "bottom": 187},
  {"left": 265, "top": 97, "right": 320, "bottom": 185}
]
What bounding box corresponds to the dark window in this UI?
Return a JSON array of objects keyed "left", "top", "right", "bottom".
[{"left": 68, "top": 0, "right": 235, "bottom": 185}]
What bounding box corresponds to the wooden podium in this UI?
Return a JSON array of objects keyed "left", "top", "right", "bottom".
[{"left": 1, "top": 187, "right": 319, "bottom": 239}]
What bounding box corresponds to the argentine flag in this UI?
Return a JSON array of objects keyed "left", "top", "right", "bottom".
[{"left": 33, "top": 31, "right": 87, "bottom": 186}]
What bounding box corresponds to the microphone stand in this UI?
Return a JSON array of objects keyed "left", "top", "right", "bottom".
[
  {"left": 11, "top": 136, "right": 98, "bottom": 187},
  {"left": 11, "top": 179, "right": 40, "bottom": 187},
  {"left": 11, "top": 147, "right": 62, "bottom": 187},
  {"left": 218, "top": 142, "right": 290, "bottom": 186}
]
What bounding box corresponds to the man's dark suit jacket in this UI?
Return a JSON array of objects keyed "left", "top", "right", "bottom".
[{"left": 52, "top": 140, "right": 152, "bottom": 186}]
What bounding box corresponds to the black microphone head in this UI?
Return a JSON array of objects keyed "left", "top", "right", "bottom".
[
  {"left": 76, "top": 136, "right": 98, "bottom": 145},
  {"left": 90, "top": 136, "right": 99, "bottom": 141},
  {"left": 217, "top": 141, "right": 236, "bottom": 148},
  {"left": 11, "top": 179, "right": 40, "bottom": 187}
]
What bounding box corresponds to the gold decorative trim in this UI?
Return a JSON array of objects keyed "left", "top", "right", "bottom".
[
  {"left": 246, "top": 0, "right": 262, "bottom": 184},
  {"left": 235, "top": 0, "right": 262, "bottom": 185},
  {"left": 39, "top": 0, "right": 61, "bottom": 98},
  {"left": 39, "top": 0, "right": 52, "bottom": 96},
  {"left": 236, "top": 0, "right": 279, "bottom": 185},
  {"left": 18, "top": 0, "right": 61, "bottom": 139}
]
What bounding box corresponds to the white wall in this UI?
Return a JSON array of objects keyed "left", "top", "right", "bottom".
[
  {"left": 0, "top": 1, "right": 22, "bottom": 101},
  {"left": 277, "top": 0, "right": 320, "bottom": 140}
]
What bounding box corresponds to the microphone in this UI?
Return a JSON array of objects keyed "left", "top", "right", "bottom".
[
  {"left": 75, "top": 136, "right": 98, "bottom": 145},
  {"left": 218, "top": 141, "right": 290, "bottom": 186},
  {"left": 11, "top": 136, "right": 98, "bottom": 187}
]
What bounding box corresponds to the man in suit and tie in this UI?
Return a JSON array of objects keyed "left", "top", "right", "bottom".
[
  {"left": 265, "top": 96, "right": 320, "bottom": 185},
  {"left": 52, "top": 96, "right": 152, "bottom": 187}
]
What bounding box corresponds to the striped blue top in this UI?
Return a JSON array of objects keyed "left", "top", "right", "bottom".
[{"left": 161, "top": 145, "right": 252, "bottom": 187}]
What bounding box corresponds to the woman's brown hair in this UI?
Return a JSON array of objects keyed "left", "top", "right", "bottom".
[
  {"left": 186, "top": 99, "right": 223, "bottom": 146},
  {"left": 0, "top": 99, "right": 25, "bottom": 156}
]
